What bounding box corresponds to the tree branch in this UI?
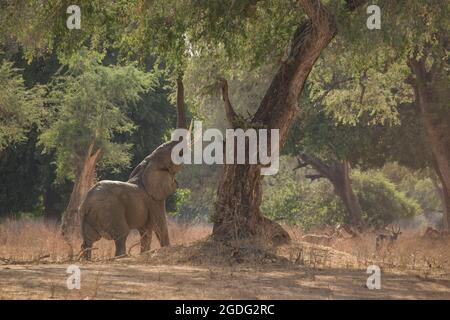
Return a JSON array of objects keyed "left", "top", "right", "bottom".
[
  {"left": 315, "top": 76, "right": 355, "bottom": 105},
  {"left": 176, "top": 76, "right": 187, "bottom": 129},
  {"left": 404, "top": 74, "right": 415, "bottom": 86},
  {"left": 358, "top": 69, "right": 367, "bottom": 104},
  {"left": 220, "top": 79, "right": 238, "bottom": 127},
  {"left": 305, "top": 174, "right": 324, "bottom": 181},
  {"left": 293, "top": 156, "right": 309, "bottom": 171},
  {"left": 298, "top": 153, "right": 332, "bottom": 179}
]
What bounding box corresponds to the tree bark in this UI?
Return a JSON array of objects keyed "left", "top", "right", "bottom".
[
  {"left": 408, "top": 56, "right": 450, "bottom": 231},
  {"left": 61, "top": 141, "right": 101, "bottom": 238},
  {"left": 332, "top": 162, "right": 363, "bottom": 227},
  {"left": 433, "top": 161, "right": 450, "bottom": 231},
  {"left": 442, "top": 183, "right": 450, "bottom": 232},
  {"left": 298, "top": 154, "right": 363, "bottom": 227},
  {"left": 213, "top": 0, "right": 339, "bottom": 244}
]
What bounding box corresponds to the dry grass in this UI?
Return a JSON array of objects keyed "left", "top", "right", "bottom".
[
  {"left": 0, "top": 218, "right": 211, "bottom": 263},
  {"left": 1, "top": 219, "right": 449, "bottom": 275},
  {"left": 285, "top": 225, "right": 450, "bottom": 274}
]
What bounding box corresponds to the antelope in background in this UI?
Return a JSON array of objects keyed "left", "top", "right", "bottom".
[{"left": 375, "top": 225, "right": 402, "bottom": 252}]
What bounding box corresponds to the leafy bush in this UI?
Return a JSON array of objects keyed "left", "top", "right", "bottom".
[
  {"left": 261, "top": 157, "right": 346, "bottom": 231},
  {"left": 381, "top": 163, "right": 441, "bottom": 214},
  {"left": 171, "top": 165, "right": 219, "bottom": 223},
  {"left": 352, "top": 170, "right": 422, "bottom": 228},
  {"left": 261, "top": 157, "right": 422, "bottom": 230},
  {"left": 168, "top": 188, "right": 192, "bottom": 215}
]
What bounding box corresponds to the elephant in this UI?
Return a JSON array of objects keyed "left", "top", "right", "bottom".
[{"left": 79, "top": 79, "right": 187, "bottom": 260}]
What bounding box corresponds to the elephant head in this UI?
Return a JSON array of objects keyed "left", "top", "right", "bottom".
[{"left": 128, "top": 141, "right": 180, "bottom": 200}]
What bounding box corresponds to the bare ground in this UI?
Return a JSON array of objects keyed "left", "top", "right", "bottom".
[
  {"left": 1, "top": 220, "right": 450, "bottom": 299},
  {"left": 1, "top": 241, "right": 450, "bottom": 300},
  {"left": 1, "top": 262, "right": 450, "bottom": 299}
]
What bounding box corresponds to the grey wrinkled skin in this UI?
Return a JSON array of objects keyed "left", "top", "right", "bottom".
[{"left": 80, "top": 140, "right": 181, "bottom": 260}]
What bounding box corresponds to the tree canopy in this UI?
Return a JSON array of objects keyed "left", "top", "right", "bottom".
[{"left": 0, "top": 58, "right": 44, "bottom": 151}]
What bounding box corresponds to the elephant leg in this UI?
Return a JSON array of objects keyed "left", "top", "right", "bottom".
[
  {"left": 139, "top": 228, "right": 152, "bottom": 253},
  {"left": 114, "top": 236, "right": 127, "bottom": 257},
  {"left": 80, "top": 209, "right": 101, "bottom": 261},
  {"left": 152, "top": 201, "right": 170, "bottom": 247},
  {"left": 107, "top": 205, "right": 129, "bottom": 257}
]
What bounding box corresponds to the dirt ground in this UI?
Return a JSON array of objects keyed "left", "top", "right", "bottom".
[
  {"left": 1, "top": 262, "right": 450, "bottom": 300},
  {"left": 1, "top": 221, "right": 450, "bottom": 300}
]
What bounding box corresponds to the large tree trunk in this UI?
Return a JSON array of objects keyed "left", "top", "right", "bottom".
[
  {"left": 213, "top": 163, "right": 291, "bottom": 243},
  {"left": 298, "top": 154, "right": 363, "bottom": 227},
  {"left": 408, "top": 57, "right": 450, "bottom": 231},
  {"left": 61, "top": 142, "right": 101, "bottom": 238},
  {"left": 213, "top": 0, "right": 339, "bottom": 244}
]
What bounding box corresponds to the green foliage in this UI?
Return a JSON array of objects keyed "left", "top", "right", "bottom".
[
  {"left": 109, "top": 0, "right": 304, "bottom": 73},
  {"left": 408, "top": 178, "right": 441, "bottom": 213},
  {"left": 286, "top": 86, "right": 392, "bottom": 169},
  {"left": 0, "top": 1, "right": 136, "bottom": 62},
  {"left": 167, "top": 188, "right": 192, "bottom": 216},
  {"left": 262, "top": 158, "right": 346, "bottom": 230},
  {"left": 352, "top": 170, "right": 422, "bottom": 228},
  {"left": 338, "top": 0, "right": 450, "bottom": 66},
  {"left": 0, "top": 1, "right": 331, "bottom": 73},
  {"left": 0, "top": 52, "right": 71, "bottom": 218},
  {"left": 381, "top": 163, "right": 441, "bottom": 214},
  {"left": 175, "top": 165, "right": 219, "bottom": 222},
  {"left": 39, "top": 50, "right": 157, "bottom": 181},
  {"left": 262, "top": 157, "right": 422, "bottom": 230},
  {"left": 0, "top": 130, "right": 49, "bottom": 216},
  {"left": 0, "top": 59, "right": 44, "bottom": 151},
  {"left": 285, "top": 70, "right": 432, "bottom": 172},
  {"left": 307, "top": 49, "right": 412, "bottom": 126}
]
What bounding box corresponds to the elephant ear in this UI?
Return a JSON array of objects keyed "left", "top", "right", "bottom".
[
  {"left": 128, "top": 157, "right": 149, "bottom": 182},
  {"left": 142, "top": 162, "right": 176, "bottom": 201}
]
